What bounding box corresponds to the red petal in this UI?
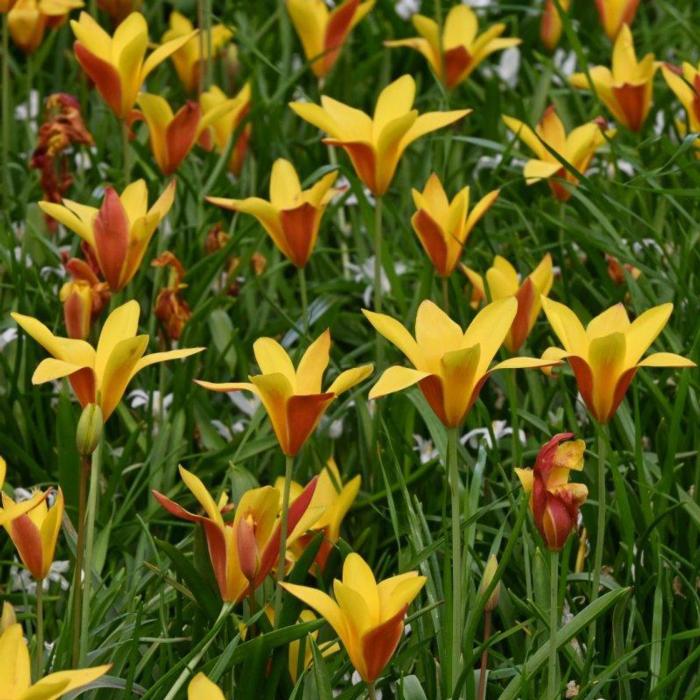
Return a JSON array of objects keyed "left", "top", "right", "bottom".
[
  {"left": 419, "top": 375, "right": 449, "bottom": 426},
  {"left": 284, "top": 393, "right": 335, "bottom": 456},
  {"left": 567, "top": 357, "right": 596, "bottom": 421},
  {"left": 444, "top": 45, "right": 471, "bottom": 89},
  {"left": 323, "top": 0, "right": 360, "bottom": 74},
  {"left": 68, "top": 367, "right": 96, "bottom": 407},
  {"left": 74, "top": 42, "right": 123, "bottom": 118},
  {"left": 279, "top": 202, "right": 319, "bottom": 267},
  {"left": 510, "top": 277, "right": 535, "bottom": 352},
  {"left": 612, "top": 83, "right": 646, "bottom": 132},
  {"left": 93, "top": 187, "right": 130, "bottom": 290},
  {"left": 412, "top": 209, "right": 449, "bottom": 276},
  {"left": 9, "top": 513, "right": 44, "bottom": 579},
  {"left": 361, "top": 605, "right": 407, "bottom": 682},
  {"left": 164, "top": 101, "right": 201, "bottom": 175}
]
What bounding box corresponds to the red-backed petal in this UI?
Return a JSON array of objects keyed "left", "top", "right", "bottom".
[
  {"left": 607, "top": 365, "right": 638, "bottom": 424},
  {"left": 323, "top": 0, "right": 360, "bottom": 74},
  {"left": 279, "top": 202, "right": 319, "bottom": 268},
  {"left": 361, "top": 605, "right": 407, "bottom": 682},
  {"left": 324, "top": 139, "right": 377, "bottom": 195},
  {"left": 510, "top": 277, "right": 536, "bottom": 352},
  {"left": 68, "top": 367, "right": 96, "bottom": 407},
  {"left": 567, "top": 356, "right": 596, "bottom": 421},
  {"left": 444, "top": 45, "right": 471, "bottom": 89},
  {"left": 419, "top": 375, "right": 449, "bottom": 426},
  {"left": 164, "top": 101, "right": 201, "bottom": 175},
  {"left": 412, "top": 209, "right": 449, "bottom": 276},
  {"left": 93, "top": 187, "right": 130, "bottom": 290},
  {"left": 612, "top": 83, "right": 646, "bottom": 132},
  {"left": 9, "top": 513, "right": 44, "bottom": 579},
  {"left": 284, "top": 393, "right": 335, "bottom": 456},
  {"left": 151, "top": 489, "right": 203, "bottom": 523},
  {"left": 74, "top": 42, "right": 123, "bottom": 118}
]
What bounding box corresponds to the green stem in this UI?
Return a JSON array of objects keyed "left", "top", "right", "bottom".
[
  {"left": 122, "top": 119, "right": 131, "bottom": 185},
  {"left": 373, "top": 196, "right": 384, "bottom": 368},
  {"left": 447, "top": 425, "right": 462, "bottom": 695},
  {"left": 71, "top": 455, "right": 90, "bottom": 666},
  {"left": 34, "top": 581, "right": 43, "bottom": 680},
  {"left": 274, "top": 453, "right": 294, "bottom": 623},
  {"left": 477, "top": 610, "right": 492, "bottom": 700},
  {"left": 298, "top": 265, "right": 309, "bottom": 338},
  {"left": 2, "top": 15, "right": 10, "bottom": 210},
  {"left": 548, "top": 551, "right": 559, "bottom": 700},
  {"left": 367, "top": 681, "right": 378, "bottom": 700}
]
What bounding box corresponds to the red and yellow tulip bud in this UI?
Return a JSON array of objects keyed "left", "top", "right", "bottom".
[
  {"left": 364, "top": 299, "right": 559, "bottom": 428},
  {"left": 8, "top": 0, "right": 82, "bottom": 53},
  {"left": 197, "top": 330, "right": 373, "bottom": 456},
  {"left": 287, "top": 0, "right": 374, "bottom": 79},
  {"left": 462, "top": 254, "right": 553, "bottom": 353},
  {"left": 290, "top": 75, "right": 470, "bottom": 196},
  {"left": 12, "top": 300, "right": 203, "bottom": 421},
  {"left": 60, "top": 258, "right": 110, "bottom": 339},
  {"left": 503, "top": 106, "right": 613, "bottom": 201},
  {"left": 570, "top": 25, "right": 657, "bottom": 132},
  {"left": 71, "top": 11, "right": 196, "bottom": 120},
  {"left": 662, "top": 62, "right": 700, "bottom": 156},
  {"left": 153, "top": 466, "right": 321, "bottom": 602},
  {"left": 516, "top": 433, "right": 588, "bottom": 551},
  {"left": 0, "top": 458, "right": 46, "bottom": 527},
  {"left": 207, "top": 159, "right": 338, "bottom": 268},
  {"left": 40, "top": 180, "right": 175, "bottom": 292},
  {"left": 595, "top": 0, "right": 639, "bottom": 40},
  {"left": 162, "top": 11, "right": 233, "bottom": 93},
  {"left": 0, "top": 618, "right": 110, "bottom": 696},
  {"left": 540, "top": 0, "right": 570, "bottom": 51},
  {"left": 410, "top": 174, "right": 499, "bottom": 277},
  {"left": 283, "top": 553, "right": 425, "bottom": 682},
  {"left": 541, "top": 299, "right": 696, "bottom": 424},
  {"left": 385, "top": 4, "right": 520, "bottom": 89},
  {"left": 97, "top": 0, "right": 141, "bottom": 24},
  {"left": 2, "top": 487, "right": 64, "bottom": 580},
  {"left": 605, "top": 253, "right": 641, "bottom": 286},
  {"left": 188, "top": 673, "right": 225, "bottom": 700},
  {"left": 200, "top": 83, "right": 251, "bottom": 176}
]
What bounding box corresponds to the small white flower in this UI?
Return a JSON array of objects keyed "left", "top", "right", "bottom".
[
  {"left": 0, "top": 328, "right": 18, "bottom": 351},
  {"left": 553, "top": 49, "right": 577, "bottom": 83},
  {"left": 414, "top": 434, "right": 439, "bottom": 464},
  {"left": 654, "top": 109, "right": 666, "bottom": 136},
  {"left": 228, "top": 391, "right": 260, "bottom": 417},
  {"left": 462, "top": 420, "right": 526, "bottom": 450},
  {"left": 10, "top": 560, "right": 71, "bottom": 595},
  {"left": 128, "top": 389, "right": 173, "bottom": 418},
  {"left": 395, "top": 0, "right": 420, "bottom": 20},
  {"left": 574, "top": 392, "right": 590, "bottom": 425},
  {"left": 473, "top": 153, "right": 503, "bottom": 177},
  {"left": 482, "top": 47, "right": 521, "bottom": 88},
  {"left": 15, "top": 90, "right": 40, "bottom": 127},
  {"left": 347, "top": 256, "right": 406, "bottom": 307},
  {"left": 463, "top": 0, "right": 493, "bottom": 7},
  {"left": 328, "top": 417, "right": 344, "bottom": 439}
]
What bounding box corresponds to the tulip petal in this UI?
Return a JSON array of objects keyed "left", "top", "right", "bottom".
[
  {"left": 463, "top": 297, "right": 518, "bottom": 377},
  {"left": 0, "top": 624, "right": 32, "bottom": 697},
  {"left": 179, "top": 465, "right": 224, "bottom": 526},
  {"left": 637, "top": 352, "right": 696, "bottom": 368},
  {"left": 373, "top": 75, "right": 415, "bottom": 134},
  {"left": 368, "top": 366, "right": 430, "bottom": 400},
  {"left": 515, "top": 467, "right": 534, "bottom": 493},
  {"left": 624, "top": 303, "right": 672, "bottom": 366},
  {"left": 253, "top": 338, "right": 297, "bottom": 385},
  {"left": 94, "top": 300, "right": 140, "bottom": 380},
  {"left": 187, "top": 672, "right": 225, "bottom": 700},
  {"left": 586, "top": 303, "right": 630, "bottom": 340},
  {"left": 31, "top": 664, "right": 112, "bottom": 698},
  {"left": 32, "top": 358, "right": 89, "bottom": 384},
  {"left": 280, "top": 582, "right": 348, "bottom": 644},
  {"left": 523, "top": 159, "right": 562, "bottom": 183},
  {"left": 541, "top": 297, "right": 588, "bottom": 355},
  {"left": 151, "top": 489, "right": 203, "bottom": 523},
  {"left": 37, "top": 201, "right": 95, "bottom": 245},
  {"left": 142, "top": 31, "right": 198, "bottom": 80},
  {"left": 502, "top": 115, "right": 551, "bottom": 161},
  {"left": 163, "top": 101, "right": 201, "bottom": 174},
  {"left": 285, "top": 393, "right": 335, "bottom": 456},
  {"left": 380, "top": 575, "right": 426, "bottom": 619},
  {"left": 289, "top": 101, "right": 341, "bottom": 139},
  {"left": 415, "top": 299, "right": 464, "bottom": 366},
  {"left": 411, "top": 209, "right": 449, "bottom": 276},
  {"left": 464, "top": 189, "right": 499, "bottom": 236},
  {"left": 360, "top": 605, "right": 406, "bottom": 682},
  {"left": 279, "top": 202, "right": 319, "bottom": 267},
  {"left": 74, "top": 42, "right": 124, "bottom": 117},
  {"left": 39, "top": 488, "right": 63, "bottom": 579},
  {"left": 296, "top": 329, "right": 331, "bottom": 394},
  {"left": 440, "top": 344, "right": 480, "bottom": 426},
  {"left": 326, "top": 363, "right": 373, "bottom": 395},
  {"left": 401, "top": 109, "right": 471, "bottom": 149},
  {"left": 491, "top": 356, "right": 562, "bottom": 371},
  {"left": 93, "top": 186, "right": 130, "bottom": 290},
  {"left": 270, "top": 158, "right": 302, "bottom": 208},
  {"left": 362, "top": 309, "right": 424, "bottom": 367},
  {"left": 342, "top": 553, "right": 379, "bottom": 621},
  {"left": 131, "top": 347, "right": 205, "bottom": 377},
  {"left": 195, "top": 380, "right": 258, "bottom": 394},
  {"left": 6, "top": 509, "right": 44, "bottom": 578},
  {"left": 100, "top": 335, "right": 149, "bottom": 419}
]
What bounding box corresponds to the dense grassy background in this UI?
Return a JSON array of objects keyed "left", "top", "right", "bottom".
[{"left": 1, "top": 0, "right": 699, "bottom": 698}]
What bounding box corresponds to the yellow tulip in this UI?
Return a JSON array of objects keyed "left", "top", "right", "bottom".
[
  {"left": 187, "top": 673, "right": 224, "bottom": 700},
  {"left": 461, "top": 254, "right": 553, "bottom": 352},
  {"left": 2, "top": 488, "right": 63, "bottom": 580},
  {"left": 364, "top": 299, "right": 558, "bottom": 428},
  {"left": 385, "top": 4, "right": 520, "bottom": 89},
  {"left": 12, "top": 300, "right": 204, "bottom": 421},
  {"left": 287, "top": 0, "right": 374, "bottom": 78},
  {"left": 197, "top": 330, "right": 373, "bottom": 456},
  {"left": 0, "top": 617, "right": 110, "bottom": 699},
  {"left": 570, "top": 24, "right": 657, "bottom": 132},
  {"left": 290, "top": 74, "right": 470, "bottom": 196},
  {"left": 8, "top": 0, "right": 82, "bottom": 53},
  {"left": 162, "top": 11, "right": 233, "bottom": 93},
  {"left": 541, "top": 299, "right": 696, "bottom": 423},
  {"left": 662, "top": 62, "right": 700, "bottom": 156},
  {"left": 595, "top": 0, "right": 639, "bottom": 40},
  {"left": 410, "top": 173, "right": 499, "bottom": 277},
  {"left": 71, "top": 11, "right": 196, "bottom": 119},
  {"left": 207, "top": 158, "right": 339, "bottom": 268},
  {"left": 282, "top": 553, "right": 426, "bottom": 682},
  {"left": 39, "top": 180, "right": 175, "bottom": 291},
  {"left": 0, "top": 458, "right": 46, "bottom": 528}
]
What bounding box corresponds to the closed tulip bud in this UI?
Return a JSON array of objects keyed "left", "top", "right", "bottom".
[
  {"left": 540, "top": 0, "right": 570, "bottom": 52},
  {"left": 479, "top": 554, "right": 501, "bottom": 612},
  {"left": 76, "top": 403, "right": 103, "bottom": 457},
  {"left": 237, "top": 514, "right": 259, "bottom": 583}
]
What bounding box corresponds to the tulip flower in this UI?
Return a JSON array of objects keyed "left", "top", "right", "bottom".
[
  {"left": 290, "top": 75, "right": 470, "bottom": 196},
  {"left": 207, "top": 159, "right": 339, "bottom": 268},
  {"left": 287, "top": 0, "right": 374, "bottom": 79},
  {"left": 540, "top": 0, "right": 571, "bottom": 51},
  {"left": 60, "top": 258, "right": 110, "bottom": 339},
  {"left": 39, "top": 180, "right": 175, "bottom": 292},
  {"left": 97, "top": 0, "right": 141, "bottom": 24},
  {"left": 162, "top": 11, "right": 233, "bottom": 93},
  {"left": 8, "top": 0, "right": 82, "bottom": 53},
  {"left": 2, "top": 488, "right": 63, "bottom": 580},
  {"left": 153, "top": 466, "right": 320, "bottom": 602},
  {"left": 71, "top": 11, "right": 196, "bottom": 119},
  {"left": 662, "top": 62, "right": 700, "bottom": 155},
  {"left": 188, "top": 673, "right": 224, "bottom": 700},
  {"left": 364, "top": 299, "right": 558, "bottom": 428},
  {"left": 595, "top": 0, "right": 639, "bottom": 40},
  {"left": 282, "top": 553, "right": 426, "bottom": 683},
  {"left": 570, "top": 24, "right": 657, "bottom": 132},
  {"left": 0, "top": 458, "right": 45, "bottom": 527},
  {"left": 502, "top": 106, "right": 612, "bottom": 201},
  {"left": 0, "top": 619, "right": 110, "bottom": 698},
  {"left": 541, "top": 299, "right": 696, "bottom": 423},
  {"left": 200, "top": 83, "right": 251, "bottom": 176},
  {"left": 461, "top": 254, "right": 553, "bottom": 352},
  {"left": 12, "top": 300, "right": 204, "bottom": 421},
  {"left": 196, "top": 329, "right": 373, "bottom": 456},
  {"left": 515, "top": 433, "right": 588, "bottom": 551},
  {"left": 137, "top": 92, "right": 240, "bottom": 175},
  {"left": 385, "top": 4, "right": 520, "bottom": 89},
  {"left": 410, "top": 173, "right": 499, "bottom": 277}
]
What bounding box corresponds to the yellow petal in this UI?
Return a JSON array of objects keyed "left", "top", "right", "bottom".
[
  {"left": 523, "top": 159, "right": 561, "bottom": 183},
  {"left": 0, "top": 624, "right": 32, "bottom": 696},
  {"left": 37, "top": 201, "right": 95, "bottom": 245},
  {"left": 490, "top": 356, "right": 563, "bottom": 371},
  {"left": 95, "top": 300, "right": 140, "bottom": 382},
  {"left": 588, "top": 332, "right": 627, "bottom": 420},
  {"left": 179, "top": 465, "right": 223, "bottom": 526},
  {"left": 131, "top": 348, "right": 204, "bottom": 378},
  {"left": 368, "top": 366, "right": 430, "bottom": 400},
  {"left": 378, "top": 575, "right": 425, "bottom": 620},
  {"left": 100, "top": 335, "right": 149, "bottom": 419},
  {"left": 636, "top": 352, "right": 696, "bottom": 368},
  {"left": 486, "top": 257, "right": 518, "bottom": 299},
  {"left": 29, "top": 664, "right": 112, "bottom": 699},
  {"left": 289, "top": 101, "right": 342, "bottom": 139},
  {"left": 296, "top": 329, "right": 331, "bottom": 394},
  {"left": 142, "top": 30, "right": 198, "bottom": 80},
  {"left": 326, "top": 364, "right": 374, "bottom": 395},
  {"left": 415, "top": 299, "right": 464, "bottom": 364},
  {"left": 373, "top": 75, "right": 415, "bottom": 136},
  {"left": 514, "top": 467, "right": 533, "bottom": 492},
  {"left": 443, "top": 4, "right": 477, "bottom": 49},
  {"left": 39, "top": 488, "right": 64, "bottom": 577},
  {"left": 362, "top": 309, "right": 424, "bottom": 367},
  {"left": 342, "top": 553, "right": 379, "bottom": 623},
  {"left": 502, "top": 115, "right": 550, "bottom": 161},
  {"left": 253, "top": 338, "right": 297, "bottom": 385},
  {"left": 187, "top": 672, "right": 225, "bottom": 700},
  {"left": 586, "top": 303, "right": 630, "bottom": 341},
  {"left": 287, "top": 0, "right": 326, "bottom": 65},
  {"left": 624, "top": 303, "right": 672, "bottom": 367},
  {"left": 463, "top": 297, "right": 518, "bottom": 378},
  {"left": 541, "top": 297, "right": 588, "bottom": 355},
  {"left": 401, "top": 109, "right": 471, "bottom": 149},
  {"left": 280, "top": 582, "right": 348, "bottom": 642},
  {"left": 270, "top": 158, "right": 303, "bottom": 208},
  {"left": 195, "top": 380, "right": 258, "bottom": 394},
  {"left": 119, "top": 179, "right": 148, "bottom": 222},
  {"left": 32, "top": 358, "right": 89, "bottom": 384},
  {"left": 440, "top": 344, "right": 480, "bottom": 426}
]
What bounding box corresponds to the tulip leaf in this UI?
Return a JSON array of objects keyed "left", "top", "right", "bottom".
[{"left": 399, "top": 675, "right": 428, "bottom": 700}]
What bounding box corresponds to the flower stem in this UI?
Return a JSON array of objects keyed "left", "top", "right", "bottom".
[
  {"left": 274, "top": 453, "right": 294, "bottom": 623},
  {"left": 34, "top": 581, "right": 44, "bottom": 680},
  {"left": 298, "top": 265, "right": 309, "bottom": 338},
  {"left": 447, "top": 425, "right": 462, "bottom": 695},
  {"left": 477, "top": 610, "right": 492, "bottom": 700},
  {"left": 122, "top": 120, "right": 131, "bottom": 185},
  {"left": 367, "top": 681, "right": 378, "bottom": 700},
  {"left": 548, "top": 551, "right": 559, "bottom": 700},
  {"left": 71, "top": 454, "right": 90, "bottom": 666},
  {"left": 2, "top": 15, "right": 11, "bottom": 210},
  {"left": 373, "top": 196, "right": 384, "bottom": 368}
]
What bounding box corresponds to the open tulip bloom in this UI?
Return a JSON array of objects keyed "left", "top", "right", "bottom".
[
  {"left": 287, "top": 0, "right": 375, "bottom": 79},
  {"left": 290, "top": 74, "right": 470, "bottom": 196},
  {"left": 541, "top": 299, "right": 696, "bottom": 424},
  {"left": 153, "top": 466, "right": 321, "bottom": 602},
  {"left": 0, "top": 618, "right": 110, "bottom": 699},
  {"left": 364, "top": 299, "right": 558, "bottom": 428},
  {"left": 662, "top": 61, "right": 700, "bottom": 154},
  {"left": 595, "top": 0, "right": 640, "bottom": 41},
  {"left": 462, "top": 253, "right": 553, "bottom": 353},
  {"left": 515, "top": 433, "right": 588, "bottom": 551},
  {"left": 570, "top": 24, "right": 658, "bottom": 132},
  {"left": 12, "top": 300, "right": 204, "bottom": 421},
  {"left": 39, "top": 180, "right": 175, "bottom": 291},
  {"left": 503, "top": 106, "right": 613, "bottom": 201},
  {"left": 196, "top": 329, "right": 373, "bottom": 456},
  {"left": 282, "top": 553, "right": 426, "bottom": 683},
  {"left": 207, "top": 158, "right": 339, "bottom": 268},
  {"left": 411, "top": 173, "right": 499, "bottom": 278},
  {"left": 7, "top": 0, "right": 83, "bottom": 54},
  {"left": 71, "top": 11, "right": 196, "bottom": 120},
  {"left": 385, "top": 4, "right": 520, "bottom": 89}
]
